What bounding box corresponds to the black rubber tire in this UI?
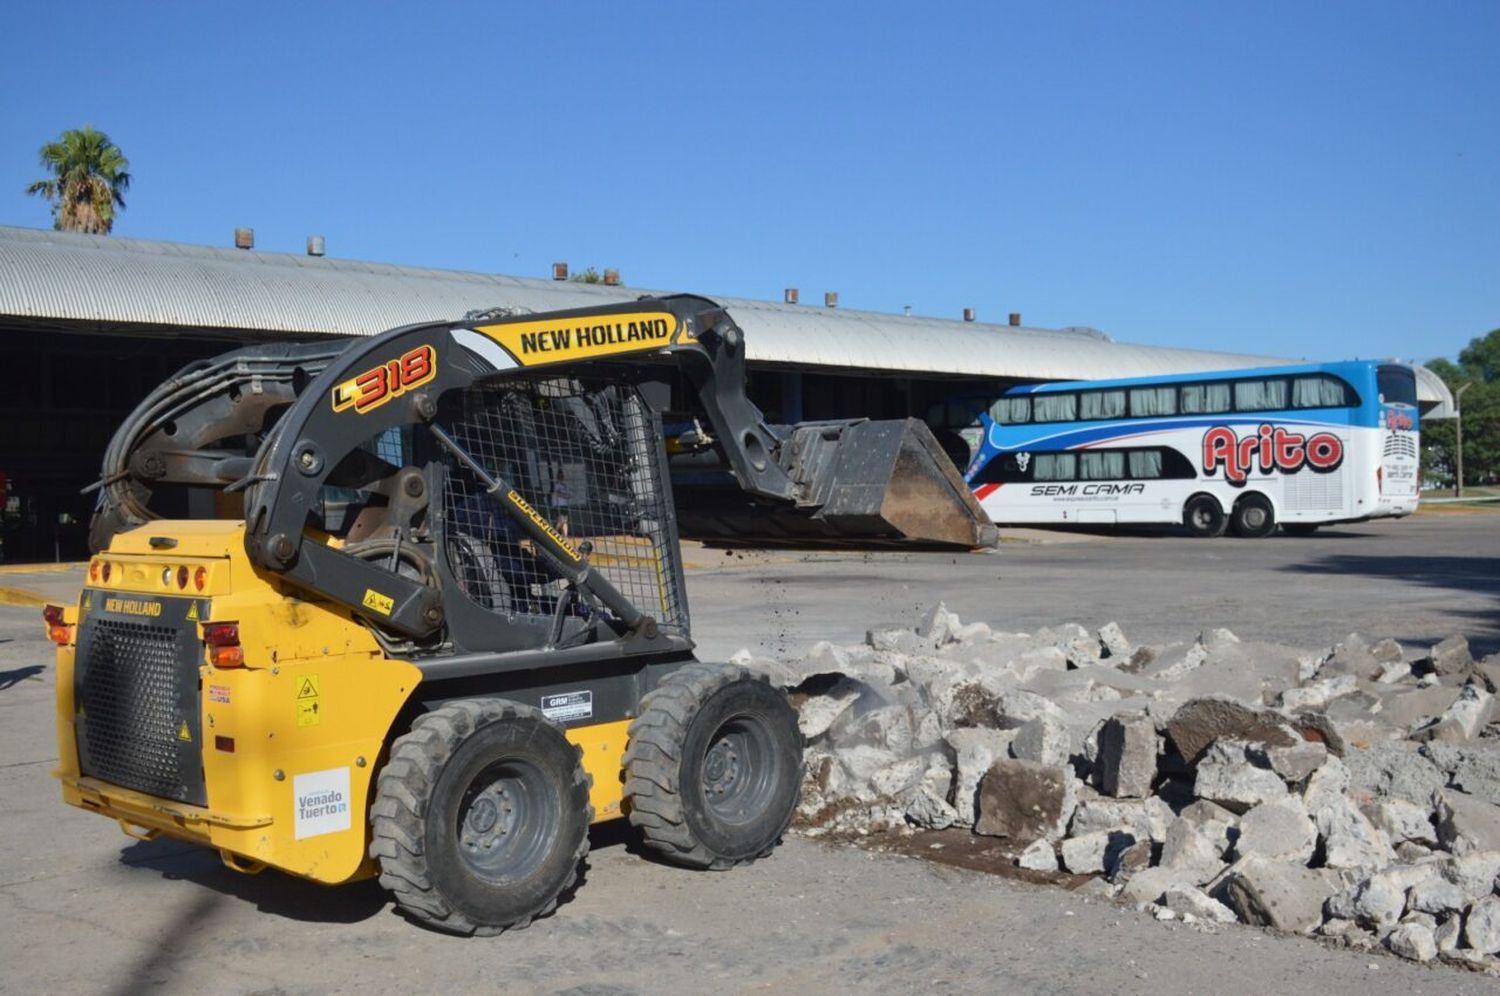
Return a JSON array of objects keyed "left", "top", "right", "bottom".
[
  {"left": 1282, "top": 523, "right": 1320, "bottom": 536},
  {"left": 1230, "top": 493, "right": 1276, "bottom": 539},
  {"left": 1182, "top": 494, "right": 1228, "bottom": 538},
  {"left": 369, "top": 699, "right": 592, "bottom": 936},
  {"left": 624, "top": 663, "right": 803, "bottom": 870}
]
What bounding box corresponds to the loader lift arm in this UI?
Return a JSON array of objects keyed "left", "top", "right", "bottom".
[{"left": 90, "top": 296, "right": 993, "bottom": 643}]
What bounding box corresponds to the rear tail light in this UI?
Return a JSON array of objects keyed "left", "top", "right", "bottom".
[
  {"left": 194, "top": 566, "right": 207, "bottom": 591},
  {"left": 101, "top": 561, "right": 112, "bottom": 583},
  {"left": 43, "top": 604, "right": 70, "bottom": 645},
  {"left": 177, "top": 565, "right": 189, "bottom": 589},
  {"left": 89, "top": 561, "right": 99, "bottom": 582},
  {"left": 204, "top": 622, "right": 244, "bottom": 668},
  {"left": 1376, "top": 466, "right": 1384, "bottom": 495}
]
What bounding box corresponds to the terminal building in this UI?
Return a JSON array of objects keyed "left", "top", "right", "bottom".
[{"left": 0, "top": 225, "right": 1456, "bottom": 561}]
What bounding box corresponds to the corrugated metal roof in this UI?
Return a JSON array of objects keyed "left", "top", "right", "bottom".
[{"left": 0, "top": 225, "right": 1454, "bottom": 412}]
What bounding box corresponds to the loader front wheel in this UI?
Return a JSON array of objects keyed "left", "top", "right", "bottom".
[
  {"left": 624, "top": 664, "right": 802, "bottom": 870},
  {"left": 370, "top": 699, "right": 592, "bottom": 936}
]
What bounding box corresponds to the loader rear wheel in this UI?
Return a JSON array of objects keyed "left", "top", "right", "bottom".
[
  {"left": 370, "top": 699, "right": 592, "bottom": 936},
  {"left": 624, "top": 663, "right": 802, "bottom": 870}
]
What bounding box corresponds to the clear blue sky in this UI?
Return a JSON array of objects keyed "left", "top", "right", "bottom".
[{"left": 2, "top": 1, "right": 1495, "bottom": 363}]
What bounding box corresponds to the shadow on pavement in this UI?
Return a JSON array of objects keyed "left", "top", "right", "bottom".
[
  {"left": 119, "top": 837, "right": 388, "bottom": 926},
  {"left": 1282, "top": 553, "right": 1500, "bottom": 656},
  {"left": 0, "top": 664, "right": 44, "bottom": 689}
]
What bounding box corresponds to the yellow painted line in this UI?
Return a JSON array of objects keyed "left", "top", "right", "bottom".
[
  {"left": 0, "top": 585, "right": 49, "bottom": 608},
  {"left": 0, "top": 562, "right": 86, "bottom": 575}
]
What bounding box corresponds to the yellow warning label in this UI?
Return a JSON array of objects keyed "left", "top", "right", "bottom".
[
  {"left": 297, "top": 699, "right": 321, "bottom": 727},
  {"left": 81, "top": 593, "right": 91, "bottom": 612},
  {"left": 177, "top": 720, "right": 192, "bottom": 742},
  {"left": 362, "top": 588, "right": 394, "bottom": 615},
  {"left": 186, "top": 601, "right": 199, "bottom": 621},
  {"left": 296, "top": 674, "right": 321, "bottom": 727}
]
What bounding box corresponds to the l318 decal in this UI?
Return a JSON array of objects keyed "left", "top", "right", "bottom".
[{"left": 331, "top": 345, "right": 436, "bottom": 414}]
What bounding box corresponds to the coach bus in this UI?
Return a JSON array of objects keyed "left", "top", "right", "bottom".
[{"left": 954, "top": 360, "right": 1420, "bottom": 537}]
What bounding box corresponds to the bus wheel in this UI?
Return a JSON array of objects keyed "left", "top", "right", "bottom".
[
  {"left": 1182, "top": 495, "right": 1227, "bottom": 538},
  {"left": 1230, "top": 494, "right": 1276, "bottom": 538},
  {"left": 1282, "top": 523, "right": 1320, "bottom": 537}
]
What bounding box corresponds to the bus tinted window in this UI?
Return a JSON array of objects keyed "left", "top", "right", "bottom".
[
  {"left": 1181, "top": 382, "right": 1231, "bottom": 413},
  {"left": 1130, "top": 386, "right": 1176, "bottom": 417},
  {"left": 1378, "top": 366, "right": 1417, "bottom": 406},
  {"left": 1034, "top": 453, "right": 1076, "bottom": 480},
  {"left": 1292, "top": 375, "right": 1353, "bottom": 408},
  {"left": 1032, "top": 394, "right": 1077, "bottom": 423},
  {"left": 1235, "top": 378, "right": 1289, "bottom": 411},
  {"left": 1079, "top": 451, "right": 1125, "bottom": 479},
  {"left": 990, "top": 396, "right": 1031, "bottom": 424},
  {"left": 1080, "top": 390, "right": 1126, "bottom": 420},
  {"left": 1128, "top": 449, "right": 1162, "bottom": 478}
]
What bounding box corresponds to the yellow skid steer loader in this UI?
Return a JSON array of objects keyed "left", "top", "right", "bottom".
[{"left": 48, "top": 296, "right": 991, "bottom": 934}]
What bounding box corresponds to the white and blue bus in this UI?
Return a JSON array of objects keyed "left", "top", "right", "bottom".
[{"left": 955, "top": 360, "right": 1420, "bottom": 537}]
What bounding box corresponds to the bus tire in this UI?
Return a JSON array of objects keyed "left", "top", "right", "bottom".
[
  {"left": 1230, "top": 493, "right": 1276, "bottom": 538},
  {"left": 1182, "top": 495, "right": 1228, "bottom": 538},
  {"left": 1282, "top": 523, "right": 1320, "bottom": 537}
]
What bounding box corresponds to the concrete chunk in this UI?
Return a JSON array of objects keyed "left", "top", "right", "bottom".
[
  {"left": 1159, "top": 817, "right": 1230, "bottom": 885},
  {"left": 1366, "top": 798, "right": 1437, "bottom": 846},
  {"left": 1466, "top": 895, "right": 1500, "bottom": 955},
  {"left": 974, "top": 759, "right": 1077, "bottom": 845},
  {"left": 1386, "top": 921, "right": 1438, "bottom": 963},
  {"left": 1411, "top": 684, "right": 1495, "bottom": 744},
  {"left": 1061, "top": 829, "right": 1136, "bottom": 875},
  {"left": 1266, "top": 740, "right": 1328, "bottom": 784},
  {"left": 1098, "top": 621, "right": 1131, "bottom": 661},
  {"left": 1223, "top": 856, "right": 1336, "bottom": 933},
  {"left": 1193, "top": 739, "right": 1290, "bottom": 813},
  {"left": 1010, "top": 714, "right": 1072, "bottom": 768},
  {"left": 1098, "top": 714, "right": 1156, "bottom": 798},
  {"left": 1315, "top": 796, "right": 1396, "bottom": 873},
  {"left": 1428, "top": 634, "right": 1474, "bottom": 679},
  {"left": 1162, "top": 886, "right": 1237, "bottom": 923},
  {"left": 1407, "top": 876, "right": 1469, "bottom": 916},
  {"left": 1234, "top": 799, "right": 1317, "bottom": 864},
  {"left": 796, "top": 676, "right": 864, "bottom": 739},
  {"left": 1167, "top": 698, "right": 1300, "bottom": 764},
  {"left": 1434, "top": 789, "right": 1500, "bottom": 855},
  {"left": 945, "top": 727, "right": 1016, "bottom": 825},
  {"left": 1016, "top": 838, "right": 1059, "bottom": 871}
]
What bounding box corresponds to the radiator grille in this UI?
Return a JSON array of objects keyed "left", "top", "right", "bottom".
[
  {"left": 1284, "top": 469, "right": 1345, "bottom": 513},
  {"left": 77, "top": 618, "right": 200, "bottom": 803},
  {"left": 1382, "top": 433, "right": 1417, "bottom": 459}
]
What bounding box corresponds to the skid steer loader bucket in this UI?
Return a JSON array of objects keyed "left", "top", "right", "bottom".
[{"left": 672, "top": 417, "right": 997, "bottom": 549}]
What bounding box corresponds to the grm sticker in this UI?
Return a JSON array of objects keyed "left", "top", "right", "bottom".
[{"left": 541, "top": 690, "right": 593, "bottom": 723}]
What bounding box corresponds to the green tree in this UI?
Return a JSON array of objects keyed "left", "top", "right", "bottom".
[
  {"left": 25, "top": 125, "right": 132, "bottom": 234},
  {"left": 1421, "top": 329, "right": 1500, "bottom": 488},
  {"left": 569, "top": 267, "right": 620, "bottom": 285}
]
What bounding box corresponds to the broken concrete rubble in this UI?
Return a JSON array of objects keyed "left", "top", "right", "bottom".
[{"left": 786, "top": 606, "right": 1500, "bottom": 971}]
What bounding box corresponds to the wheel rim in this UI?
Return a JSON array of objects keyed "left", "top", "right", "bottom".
[
  {"left": 456, "top": 758, "right": 557, "bottom": 880},
  {"left": 1242, "top": 506, "right": 1268, "bottom": 531},
  {"left": 700, "top": 715, "right": 777, "bottom": 825},
  {"left": 1191, "top": 505, "right": 1213, "bottom": 530}
]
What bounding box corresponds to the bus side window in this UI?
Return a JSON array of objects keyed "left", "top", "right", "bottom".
[
  {"left": 1129, "top": 387, "right": 1176, "bottom": 417},
  {"left": 1080, "top": 390, "right": 1126, "bottom": 421},
  {"left": 990, "top": 396, "right": 1031, "bottom": 425},
  {"left": 1034, "top": 452, "right": 1076, "bottom": 480},
  {"left": 1182, "top": 382, "right": 1231, "bottom": 414},
  {"left": 1032, "top": 394, "right": 1077, "bottom": 423},
  {"left": 1235, "top": 378, "right": 1288, "bottom": 411},
  {"left": 1292, "top": 375, "right": 1351, "bottom": 408},
  {"left": 1080, "top": 451, "right": 1125, "bottom": 479},
  {"left": 1127, "top": 449, "right": 1162, "bottom": 478}
]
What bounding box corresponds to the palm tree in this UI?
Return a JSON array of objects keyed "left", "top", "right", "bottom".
[{"left": 26, "top": 126, "right": 132, "bottom": 234}]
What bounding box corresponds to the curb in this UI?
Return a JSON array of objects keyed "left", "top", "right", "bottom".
[{"left": 0, "top": 585, "right": 49, "bottom": 609}]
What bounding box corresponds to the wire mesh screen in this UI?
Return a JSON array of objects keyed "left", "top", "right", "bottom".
[{"left": 441, "top": 377, "right": 687, "bottom": 633}]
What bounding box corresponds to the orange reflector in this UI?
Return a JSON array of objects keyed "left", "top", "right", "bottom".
[
  {"left": 194, "top": 566, "right": 207, "bottom": 591},
  {"left": 47, "top": 624, "right": 71, "bottom": 645},
  {"left": 210, "top": 645, "right": 244, "bottom": 668}
]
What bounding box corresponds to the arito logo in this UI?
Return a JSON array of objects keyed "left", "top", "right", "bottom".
[
  {"left": 1385, "top": 409, "right": 1414, "bottom": 432},
  {"left": 331, "top": 345, "right": 436, "bottom": 414},
  {"left": 1202, "top": 424, "right": 1343, "bottom": 486}
]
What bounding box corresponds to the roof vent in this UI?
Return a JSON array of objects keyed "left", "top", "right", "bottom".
[
  {"left": 963, "top": 308, "right": 975, "bottom": 322},
  {"left": 824, "top": 291, "right": 838, "bottom": 309},
  {"left": 234, "top": 228, "right": 254, "bottom": 250},
  {"left": 1008, "top": 312, "right": 1021, "bottom": 327},
  {"left": 552, "top": 262, "right": 569, "bottom": 281},
  {"left": 602, "top": 269, "right": 620, "bottom": 286},
  {"left": 784, "top": 288, "right": 799, "bottom": 305},
  {"left": 306, "top": 235, "right": 325, "bottom": 257}
]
